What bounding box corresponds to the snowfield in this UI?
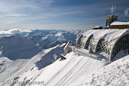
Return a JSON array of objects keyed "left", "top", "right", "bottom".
[
  {"left": 0, "top": 29, "right": 129, "bottom": 86},
  {"left": 0, "top": 44, "right": 65, "bottom": 86},
  {"left": 34, "top": 52, "right": 106, "bottom": 86},
  {"left": 0, "top": 35, "right": 41, "bottom": 60},
  {"left": 0, "top": 51, "right": 106, "bottom": 86},
  {"left": 1, "top": 50, "right": 129, "bottom": 86},
  {"left": 70, "top": 55, "right": 129, "bottom": 86}
]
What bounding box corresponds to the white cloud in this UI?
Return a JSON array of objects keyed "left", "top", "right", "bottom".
[
  {"left": 4, "top": 13, "right": 27, "bottom": 17},
  {"left": 0, "top": 0, "right": 104, "bottom": 30},
  {"left": 0, "top": 0, "right": 54, "bottom": 16}
]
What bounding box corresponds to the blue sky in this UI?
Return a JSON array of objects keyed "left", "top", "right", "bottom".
[{"left": 0, "top": 0, "right": 129, "bottom": 30}]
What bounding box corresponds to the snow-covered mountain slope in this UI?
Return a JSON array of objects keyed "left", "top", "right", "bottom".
[
  {"left": 0, "top": 29, "right": 80, "bottom": 50},
  {"left": 69, "top": 55, "right": 129, "bottom": 86},
  {"left": 1, "top": 29, "right": 129, "bottom": 86},
  {"left": 0, "top": 35, "right": 41, "bottom": 60},
  {"left": 3, "top": 52, "right": 106, "bottom": 86},
  {"left": 1, "top": 50, "right": 129, "bottom": 86},
  {"left": 0, "top": 29, "right": 83, "bottom": 86},
  {"left": 0, "top": 44, "right": 64, "bottom": 86},
  {"left": 34, "top": 52, "right": 106, "bottom": 86},
  {"left": 36, "top": 44, "right": 64, "bottom": 70},
  {"left": 3, "top": 50, "right": 129, "bottom": 86},
  {"left": 25, "top": 30, "right": 79, "bottom": 49},
  {"left": 0, "top": 29, "right": 81, "bottom": 49}
]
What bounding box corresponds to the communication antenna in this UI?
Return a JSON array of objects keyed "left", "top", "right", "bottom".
[{"left": 110, "top": 5, "right": 116, "bottom": 15}]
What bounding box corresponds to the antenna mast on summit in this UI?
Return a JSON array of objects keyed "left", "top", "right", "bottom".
[{"left": 110, "top": 5, "right": 116, "bottom": 15}]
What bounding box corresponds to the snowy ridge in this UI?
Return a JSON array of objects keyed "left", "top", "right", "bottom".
[
  {"left": 1, "top": 50, "right": 128, "bottom": 86},
  {"left": 25, "top": 30, "right": 78, "bottom": 49},
  {"left": 0, "top": 29, "right": 82, "bottom": 86},
  {"left": 0, "top": 29, "right": 129, "bottom": 86},
  {"left": 0, "top": 44, "right": 65, "bottom": 86},
  {"left": 36, "top": 44, "right": 65, "bottom": 70},
  {"left": 7, "top": 52, "right": 106, "bottom": 86}
]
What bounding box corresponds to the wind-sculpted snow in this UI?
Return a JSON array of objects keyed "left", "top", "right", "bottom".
[
  {"left": 34, "top": 52, "right": 106, "bottom": 86},
  {"left": 1, "top": 50, "right": 129, "bottom": 86},
  {"left": 69, "top": 55, "right": 129, "bottom": 86},
  {"left": 3, "top": 52, "right": 105, "bottom": 86}
]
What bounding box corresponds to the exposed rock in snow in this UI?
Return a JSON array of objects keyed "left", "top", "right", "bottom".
[{"left": 25, "top": 30, "right": 77, "bottom": 49}]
